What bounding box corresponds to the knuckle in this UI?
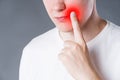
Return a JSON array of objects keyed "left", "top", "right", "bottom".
[
  {"left": 58, "top": 48, "right": 72, "bottom": 59},
  {"left": 73, "top": 43, "right": 80, "bottom": 50},
  {"left": 64, "top": 48, "right": 72, "bottom": 55}
]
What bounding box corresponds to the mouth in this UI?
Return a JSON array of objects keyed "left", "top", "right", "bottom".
[{"left": 54, "top": 16, "right": 68, "bottom": 22}]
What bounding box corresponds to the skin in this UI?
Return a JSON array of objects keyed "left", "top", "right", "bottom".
[{"left": 43, "top": 0, "right": 106, "bottom": 79}]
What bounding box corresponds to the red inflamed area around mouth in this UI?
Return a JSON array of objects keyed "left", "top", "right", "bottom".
[{"left": 65, "top": 6, "right": 83, "bottom": 24}]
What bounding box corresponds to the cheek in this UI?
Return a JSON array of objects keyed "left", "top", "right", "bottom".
[
  {"left": 62, "top": 5, "right": 84, "bottom": 30},
  {"left": 65, "top": 5, "right": 83, "bottom": 23}
]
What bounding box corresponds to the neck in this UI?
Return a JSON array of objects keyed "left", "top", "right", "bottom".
[{"left": 59, "top": 7, "right": 107, "bottom": 43}]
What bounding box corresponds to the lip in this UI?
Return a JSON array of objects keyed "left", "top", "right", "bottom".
[{"left": 54, "top": 16, "right": 68, "bottom": 22}]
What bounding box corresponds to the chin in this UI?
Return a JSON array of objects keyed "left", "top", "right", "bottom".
[{"left": 55, "top": 22, "right": 73, "bottom": 32}]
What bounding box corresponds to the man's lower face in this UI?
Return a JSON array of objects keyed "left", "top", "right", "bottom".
[{"left": 54, "top": 5, "right": 83, "bottom": 31}]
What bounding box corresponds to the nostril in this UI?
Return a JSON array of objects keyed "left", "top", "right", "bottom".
[{"left": 53, "top": 3, "right": 66, "bottom": 11}]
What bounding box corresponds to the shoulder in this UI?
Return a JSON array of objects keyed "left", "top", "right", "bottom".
[
  {"left": 19, "top": 27, "right": 59, "bottom": 80},
  {"left": 23, "top": 27, "right": 58, "bottom": 52},
  {"left": 109, "top": 22, "right": 120, "bottom": 35},
  {"left": 108, "top": 21, "right": 120, "bottom": 41},
  {"left": 21, "top": 27, "right": 59, "bottom": 62},
  {"left": 107, "top": 21, "right": 120, "bottom": 54}
]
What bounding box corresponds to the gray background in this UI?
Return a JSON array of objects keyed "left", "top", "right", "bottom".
[{"left": 0, "top": 0, "right": 120, "bottom": 80}]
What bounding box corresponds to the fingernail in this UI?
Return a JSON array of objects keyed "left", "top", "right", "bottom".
[{"left": 70, "top": 11, "right": 76, "bottom": 18}]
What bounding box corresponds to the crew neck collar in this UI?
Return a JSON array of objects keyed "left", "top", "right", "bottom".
[
  {"left": 55, "top": 20, "right": 110, "bottom": 47},
  {"left": 87, "top": 20, "right": 110, "bottom": 46}
]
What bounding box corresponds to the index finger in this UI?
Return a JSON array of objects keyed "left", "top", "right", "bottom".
[{"left": 70, "top": 12, "right": 85, "bottom": 45}]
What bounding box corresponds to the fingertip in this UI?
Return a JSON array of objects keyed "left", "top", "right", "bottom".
[
  {"left": 70, "top": 11, "right": 75, "bottom": 16},
  {"left": 70, "top": 11, "right": 76, "bottom": 20}
]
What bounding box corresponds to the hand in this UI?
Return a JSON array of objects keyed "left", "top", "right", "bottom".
[{"left": 58, "top": 12, "right": 101, "bottom": 80}]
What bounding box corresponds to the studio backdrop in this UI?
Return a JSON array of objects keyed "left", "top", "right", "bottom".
[{"left": 0, "top": 0, "right": 120, "bottom": 80}]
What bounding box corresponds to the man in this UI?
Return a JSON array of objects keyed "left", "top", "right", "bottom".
[{"left": 19, "top": 0, "right": 120, "bottom": 80}]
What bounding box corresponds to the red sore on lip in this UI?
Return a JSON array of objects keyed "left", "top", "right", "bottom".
[{"left": 65, "top": 6, "right": 83, "bottom": 23}]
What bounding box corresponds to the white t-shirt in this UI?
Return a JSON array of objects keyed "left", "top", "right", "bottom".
[{"left": 19, "top": 21, "right": 120, "bottom": 80}]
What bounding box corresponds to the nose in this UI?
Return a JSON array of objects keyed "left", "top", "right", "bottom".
[{"left": 53, "top": 0, "right": 66, "bottom": 12}]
